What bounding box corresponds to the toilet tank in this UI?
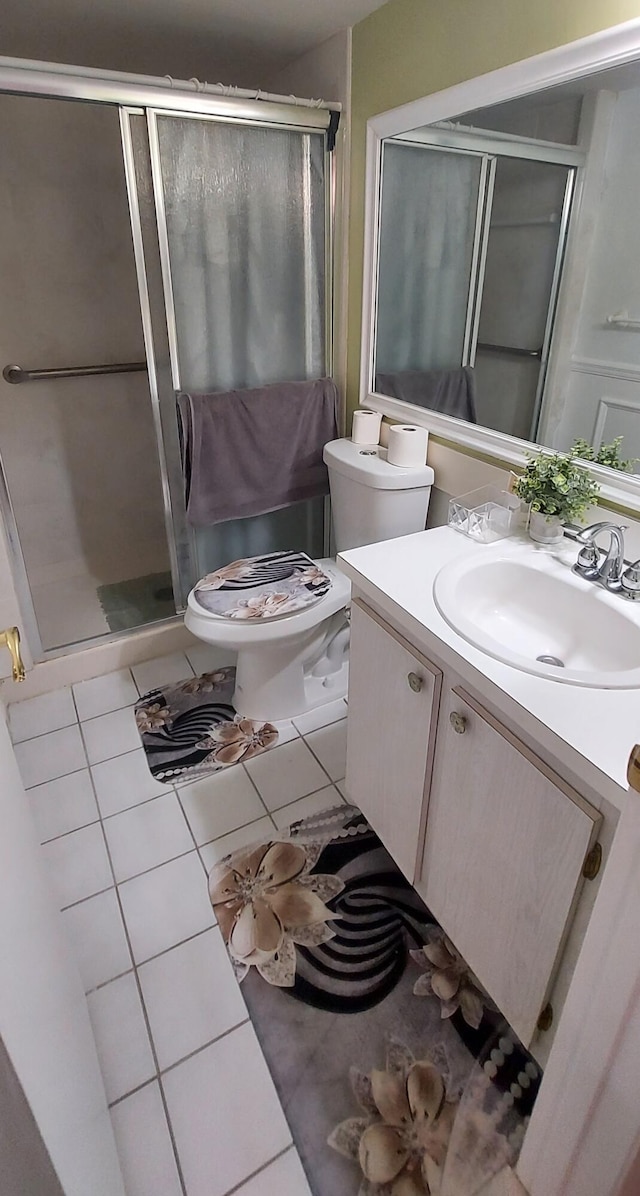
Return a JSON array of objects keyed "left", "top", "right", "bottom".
[{"left": 323, "top": 439, "right": 435, "bottom": 552}]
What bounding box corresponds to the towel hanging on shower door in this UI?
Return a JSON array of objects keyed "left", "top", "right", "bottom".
[{"left": 177, "top": 377, "right": 338, "bottom": 526}]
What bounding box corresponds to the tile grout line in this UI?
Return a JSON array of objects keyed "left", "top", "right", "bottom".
[
  {"left": 98, "top": 782, "right": 180, "bottom": 823},
  {"left": 40, "top": 813, "right": 101, "bottom": 846},
  {"left": 73, "top": 667, "right": 139, "bottom": 723},
  {"left": 299, "top": 722, "right": 346, "bottom": 788},
  {"left": 10, "top": 656, "right": 212, "bottom": 748},
  {"left": 106, "top": 1016, "right": 251, "bottom": 1108},
  {"left": 129, "top": 923, "right": 217, "bottom": 970},
  {"left": 131, "top": 653, "right": 197, "bottom": 700},
  {"left": 241, "top": 759, "right": 279, "bottom": 819},
  {"left": 58, "top": 844, "right": 199, "bottom": 910},
  {"left": 60, "top": 881, "right": 116, "bottom": 913},
  {"left": 22, "top": 764, "right": 88, "bottom": 793},
  {"left": 109, "top": 844, "right": 198, "bottom": 890},
  {"left": 220, "top": 1144, "right": 296, "bottom": 1196},
  {"left": 266, "top": 779, "right": 345, "bottom": 819},
  {"left": 155, "top": 1016, "right": 251, "bottom": 1081},
  {"left": 106, "top": 1074, "right": 156, "bottom": 1111},
  {"left": 173, "top": 781, "right": 210, "bottom": 879},
  {"left": 242, "top": 739, "right": 340, "bottom": 816},
  {"left": 196, "top": 810, "right": 279, "bottom": 861},
  {"left": 84, "top": 965, "right": 135, "bottom": 997},
  {"left": 75, "top": 683, "right": 190, "bottom": 1196},
  {"left": 9, "top": 717, "right": 78, "bottom": 747},
  {"left": 23, "top": 747, "right": 141, "bottom": 795}
]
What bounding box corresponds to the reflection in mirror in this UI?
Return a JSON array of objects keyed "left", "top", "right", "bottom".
[{"left": 372, "top": 62, "right": 640, "bottom": 473}]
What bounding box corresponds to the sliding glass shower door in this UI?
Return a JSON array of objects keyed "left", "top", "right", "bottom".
[
  {"left": 140, "top": 110, "right": 331, "bottom": 590},
  {"left": 0, "top": 94, "right": 176, "bottom": 653},
  {"left": 375, "top": 142, "right": 489, "bottom": 380}
]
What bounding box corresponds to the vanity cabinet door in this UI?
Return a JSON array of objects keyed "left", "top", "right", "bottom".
[
  {"left": 419, "top": 685, "right": 601, "bottom": 1047},
  {"left": 346, "top": 600, "right": 442, "bottom": 883}
]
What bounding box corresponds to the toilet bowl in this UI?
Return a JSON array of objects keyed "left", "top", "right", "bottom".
[
  {"left": 185, "top": 558, "right": 350, "bottom": 721},
  {"left": 184, "top": 439, "right": 434, "bottom": 721}
]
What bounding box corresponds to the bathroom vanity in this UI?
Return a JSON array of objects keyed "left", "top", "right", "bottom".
[{"left": 338, "top": 526, "right": 640, "bottom": 1063}]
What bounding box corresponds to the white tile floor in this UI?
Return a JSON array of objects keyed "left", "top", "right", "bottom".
[{"left": 10, "top": 650, "right": 349, "bottom": 1196}]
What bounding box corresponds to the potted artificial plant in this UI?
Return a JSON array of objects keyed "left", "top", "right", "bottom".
[{"left": 513, "top": 451, "right": 600, "bottom": 545}]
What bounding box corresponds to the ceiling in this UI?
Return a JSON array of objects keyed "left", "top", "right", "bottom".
[{"left": 0, "top": 0, "right": 389, "bottom": 90}]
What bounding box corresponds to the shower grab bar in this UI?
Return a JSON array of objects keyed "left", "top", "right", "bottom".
[
  {"left": 2, "top": 360, "right": 147, "bottom": 384},
  {"left": 606, "top": 311, "right": 640, "bottom": 331},
  {"left": 476, "top": 342, "right": 542, "bottom": 359}
]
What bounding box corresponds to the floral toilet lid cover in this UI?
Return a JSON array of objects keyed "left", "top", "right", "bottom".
[{"left": 193, "top": 551, "right": 332, "bottom": 621}]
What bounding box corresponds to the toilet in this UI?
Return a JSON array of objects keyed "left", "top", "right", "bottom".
[{"left": 184, "top": 439, "right": 434, "bottom": 721}]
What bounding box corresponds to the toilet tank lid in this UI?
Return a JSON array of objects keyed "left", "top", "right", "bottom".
[{"left": 323, "top": 439, "right": 434, "bottom": 490}]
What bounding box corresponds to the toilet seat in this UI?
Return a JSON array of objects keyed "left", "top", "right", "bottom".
[
  {"left": 186, "top": 558, "right": 350, "bottom": 646},
  {"left": 193, "top": 550, "right": 333, "bottom": 623}
]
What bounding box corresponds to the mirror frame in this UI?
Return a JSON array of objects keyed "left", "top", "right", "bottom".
[{"left": 360, "top": 17, "right": 640, "bottom": 512}]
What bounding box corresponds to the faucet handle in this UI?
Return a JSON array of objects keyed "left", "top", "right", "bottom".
[
  {"left": 576, "top": 541, "right": 600, "bottom": 572},
  {"left": 573, "top": 522, "right": 627, "bottom": 587},
  {"left": 621, "top": 560, "right": 640, "bottom": 600}
]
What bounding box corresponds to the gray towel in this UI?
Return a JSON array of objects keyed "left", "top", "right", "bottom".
[
  {"left": 177, "top": 378, "right": 338, "bottom": 527},
  {"left": 376, "top": 367, "right": 477, "bottom": 423}
]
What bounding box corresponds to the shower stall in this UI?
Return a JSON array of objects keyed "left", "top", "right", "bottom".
[{"left": 0, "top": 62, "right": 336, "bottom": 659}]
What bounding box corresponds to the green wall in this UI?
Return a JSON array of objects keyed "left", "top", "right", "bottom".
[{"left": 347, "top": 0, "right": 640, "bottom": 415}]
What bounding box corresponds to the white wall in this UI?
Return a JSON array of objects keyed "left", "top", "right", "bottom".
[
  {"left": 266, "top": 28, "right": 350, "bottom": 109},
  {"left": 0, "top": 708, "right": 124, "bottom": 1195}
]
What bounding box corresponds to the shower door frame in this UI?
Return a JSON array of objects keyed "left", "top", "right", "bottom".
[
  {"left": 370, "top": 124, "right": 582, "bottom": 442},
  {"left": 0, "top": 61, "right": 336, "bottom": 660},
  {"left": 374, "top": 139, "right": 496, "bottom": 381},
  {"left": 129, "top": 105, "right": 334, "bottom": 606}
]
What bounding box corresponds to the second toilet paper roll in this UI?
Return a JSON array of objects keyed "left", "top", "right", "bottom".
[
  {"left": 386, "top": 424, "right": 429, "bottom": 467},
  {"left": 351, "top": 409, "right": 382, "bottom": 445}
]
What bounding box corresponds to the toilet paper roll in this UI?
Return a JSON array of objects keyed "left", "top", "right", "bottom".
[
  {"left": 351, "top": 408, "right": 382, "bottom": 445},
  {"left": 378, "top": 420, "right": 391, "bottom": 448},
  {"left": 386, "top": 424, "right": 429, "bottom": 467}
]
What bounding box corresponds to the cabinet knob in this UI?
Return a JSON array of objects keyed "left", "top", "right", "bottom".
[
  {"left": 407, "top": 671, "right": 423, "bottom": 693},
  {"left": 450, "top": 711, "right": 467, "bottom": 734}
]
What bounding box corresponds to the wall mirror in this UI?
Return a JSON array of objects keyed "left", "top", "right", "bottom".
[{"left": 361, "top": 23, "right": 640, "bottom": 502}]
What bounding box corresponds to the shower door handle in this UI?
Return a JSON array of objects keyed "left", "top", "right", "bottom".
[{"left": 0, "top": 626, "right": 25, "bottom": 681}]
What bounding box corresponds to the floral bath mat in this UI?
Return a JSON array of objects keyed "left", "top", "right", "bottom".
[
  {"left": 134, "top": 666, "right": 278, "bottom": 783},
  {"left": 193, "top": 550, "right": 331, "bottom": 620},
  {"left": 209, "top": 803, "right": 542, "bottom": 1196}
]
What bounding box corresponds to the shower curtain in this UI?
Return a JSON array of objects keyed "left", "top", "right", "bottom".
[
  {"left": 155, "top": 116, "right": 329, "bottom": 579},
  {"left": 375, "top": 142, "right": 482, "bottom": 378}
]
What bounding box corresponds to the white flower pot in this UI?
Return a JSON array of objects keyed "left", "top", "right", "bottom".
[{"left": 529, "top": 510, "right": 564, "bottom": 545}]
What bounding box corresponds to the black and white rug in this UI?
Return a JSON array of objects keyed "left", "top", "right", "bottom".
[
  {"left": 134, "top": 666, "right": 280, "bottom": 784},
  {"left": 208, "top": 802, "right": 542, "bottom": 1196}
]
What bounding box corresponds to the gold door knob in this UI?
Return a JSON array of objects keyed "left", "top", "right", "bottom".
[
  {"left": 450, "top": 711, "right": 467, "bottom": 734},
  {"left": 0, "top": 626, "right": 25, "bottom": 682},
  {"left": 407, "top": 671, "right": 423, "bottom": 693}
]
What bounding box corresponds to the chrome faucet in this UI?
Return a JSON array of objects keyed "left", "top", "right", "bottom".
[{"left": 574, "top": 522, "right": 627, "bottom": 591}]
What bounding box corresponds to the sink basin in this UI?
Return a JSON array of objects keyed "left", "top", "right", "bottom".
[{"left": 433, "top": 550, "right": 640, "bottom": 688}]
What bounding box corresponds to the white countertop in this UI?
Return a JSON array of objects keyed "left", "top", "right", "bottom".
[{"left": 338, "top": 526, "right": 640, "bottom": 811}]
